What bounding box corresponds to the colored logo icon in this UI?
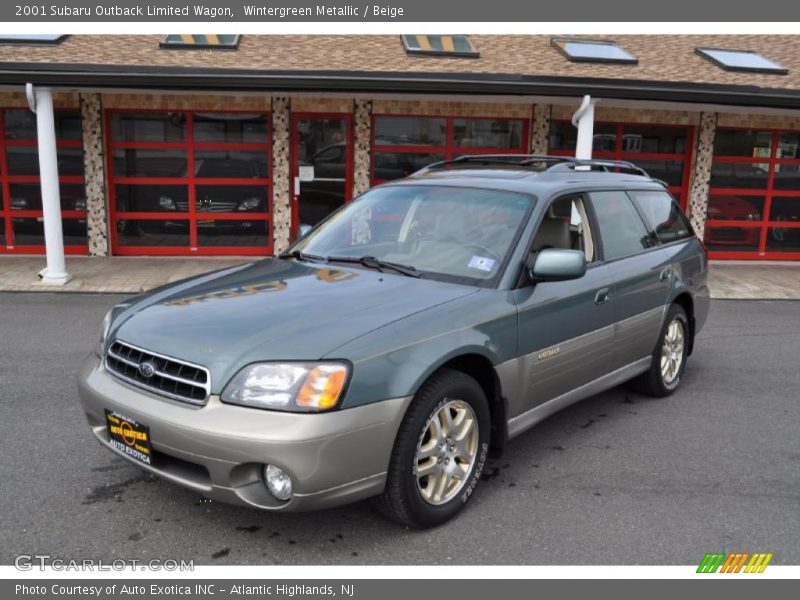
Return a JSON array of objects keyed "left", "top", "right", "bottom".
[{"left": 697, "top": 552, "right": 773, "bottom": 573}]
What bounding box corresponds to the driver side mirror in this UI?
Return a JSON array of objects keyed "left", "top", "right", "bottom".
[
  {"left": 297, "top": 223, "right": 313, "bottom": 239},
  {"left": 527, "top": 249, "right": 587, "bottom": 282}
]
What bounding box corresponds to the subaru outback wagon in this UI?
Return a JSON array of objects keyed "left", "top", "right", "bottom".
[{"left": 77, "top": 155, "right": 709, "bottom": 528}]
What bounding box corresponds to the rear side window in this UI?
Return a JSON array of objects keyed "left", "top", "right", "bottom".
[
  {"left": 629, "top": 190, "right": 694, "bottom": 244},
  {"left": 590, "top": 191, "right": 655, "bottom": 261}
]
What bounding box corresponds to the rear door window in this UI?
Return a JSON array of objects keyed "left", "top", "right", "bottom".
[
  {"left": 628, "top": 190, "right": 694, "bottom": 244},
  {"left": 589, "top": 190, "right": 656, "bottom": 261}
]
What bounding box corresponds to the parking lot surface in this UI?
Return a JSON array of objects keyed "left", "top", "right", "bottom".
[{"left": 1, "top": 293, "right": 798, "bottom": 565}]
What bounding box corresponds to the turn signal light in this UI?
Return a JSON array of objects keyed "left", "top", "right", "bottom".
[{"left": 296, "top": 365, "right": 348, "bottom": 410}]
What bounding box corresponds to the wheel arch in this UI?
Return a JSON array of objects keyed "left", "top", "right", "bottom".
[
  {"left": 413, "top": 350, "right": 508, "bottom": 456},
  {"left": 670, "top": 291, "right": 696, "bottom": 355}
]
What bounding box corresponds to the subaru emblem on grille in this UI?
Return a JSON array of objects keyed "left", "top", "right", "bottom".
[{"left": 138, "top": 361, "right": 156, "bottom": 379}]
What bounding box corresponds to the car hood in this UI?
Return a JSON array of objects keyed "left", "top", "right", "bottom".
[{"left": 111, "top": 258, "right": 478, "bottom": 393}]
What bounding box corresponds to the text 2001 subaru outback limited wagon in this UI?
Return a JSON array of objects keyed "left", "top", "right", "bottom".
[{"left": 78, "top": 156, "right": 709, "bottom": 528}]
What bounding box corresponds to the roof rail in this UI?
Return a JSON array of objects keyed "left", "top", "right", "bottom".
[{"left": 413, "top": 154, "right": 655, "bottom": 179}]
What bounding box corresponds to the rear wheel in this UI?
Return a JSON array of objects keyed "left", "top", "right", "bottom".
[
  {"left": 632, "top": 304, "right": 689, "bottom": 397},
  {"left": 375, "top": 368, "right": 490, "bottom": 528}
]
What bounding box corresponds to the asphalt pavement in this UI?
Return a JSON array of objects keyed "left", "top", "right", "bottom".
[{"left": 1, "top": 293, "right": 798, "bottom": 565}]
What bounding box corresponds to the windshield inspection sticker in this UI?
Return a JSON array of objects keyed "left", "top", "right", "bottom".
[{"left": 468, "top": 256, "right": 496, "bottom": 272}]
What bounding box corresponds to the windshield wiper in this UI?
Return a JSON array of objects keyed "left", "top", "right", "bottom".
[
  {"left": 326, "top": 255, "right": 422, "bottom": 278},
  {"left": 278, "top": 250, "right": 328, "bottom": 262}
]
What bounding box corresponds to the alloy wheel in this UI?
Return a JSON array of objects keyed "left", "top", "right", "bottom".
[
  {"left": 413, "top": 399, "right": 479, "bottom": 506},
  {"left": 661, "top": 318, "right": 685, "bottom": 385}
]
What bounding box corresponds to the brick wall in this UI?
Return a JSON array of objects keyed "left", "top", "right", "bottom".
[
  {"left": 550, "top": 104, "right": 701, "bottom": 126},
  {"left": 372, "top": 99, "right": 531, "bottom": 118},
  {"left": 50, "top": 90, "right": 800, "bottom": 258}
]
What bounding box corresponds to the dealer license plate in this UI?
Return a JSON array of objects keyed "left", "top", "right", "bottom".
[{"left": 104, "top": 409, "right": 153, "bottom": 466}]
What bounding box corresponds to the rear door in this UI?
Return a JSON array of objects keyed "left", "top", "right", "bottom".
[{"left": 587, "top": 190, "right": 672, "bottom": 371}]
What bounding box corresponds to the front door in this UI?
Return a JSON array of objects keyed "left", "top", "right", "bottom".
[
  {"left": 510, "top": 195, "right": 616, "bottom": 418},
  {"left": 291, "top": 114, "right": 353, "bottom": 239}
]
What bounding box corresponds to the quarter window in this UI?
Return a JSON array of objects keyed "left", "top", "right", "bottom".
[
  {"left": 590, "top": 191, "right": 655, "bottom": 261},
  {"left": 628, "top": 191, "right": 693, "bottom": 244}
]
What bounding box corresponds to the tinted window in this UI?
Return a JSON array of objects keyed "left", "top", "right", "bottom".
[
  {"left": 374, "top": 116, "right": 446, "bottom": 146},
  {"left": 628, "top": 191, "right": 694, "bottom": 243},
  {"left": 452, "top": 119, "right": 524, "bottom": 149},
  {"left": 590, "top": 191, "right": 654, "bottom": 260}
]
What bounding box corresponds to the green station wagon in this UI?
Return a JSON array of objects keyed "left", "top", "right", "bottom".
[{"left": 77, "top": 155, "right": 709, "bottom": 528}]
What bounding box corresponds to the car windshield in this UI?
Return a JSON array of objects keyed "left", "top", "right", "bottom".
[{"left": 290, "top": 184, "right": 533, "bottom": 283}]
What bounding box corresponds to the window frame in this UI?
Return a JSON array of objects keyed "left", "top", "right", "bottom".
[
  {"left": 400, "top": 35, "right": 479, "bottom": 58},
  {"left": 550, "top": 38, "right": 638, "bottom": 65},
  {"left": 0, "top": 107, "right": 86, "bottom": 255},
  {"left": 706, "top": 126, "right": 800, "bottom": 260},
  {"left": 160, "top": 35, "right": 241, "bottom": 50},
  {"left": 105, "top": 108, "right": 272, "bottom": 256},
  {"left": 371, "top": 114, "right": 529, "bottom": 185},
  {"left": 695, "top": 47, "right": 788, "bottom": 75},
  {"left": 0, "top": 34, "right": 68, "bottom": 45}
]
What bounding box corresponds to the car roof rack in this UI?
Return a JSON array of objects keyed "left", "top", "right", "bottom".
[{"left": 414, "top": 154, "right": 655, "bottom": 179}]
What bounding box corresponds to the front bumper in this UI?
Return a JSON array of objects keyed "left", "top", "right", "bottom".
[{"left": 76, "top": 354, "right": 411, "bottom": 511}]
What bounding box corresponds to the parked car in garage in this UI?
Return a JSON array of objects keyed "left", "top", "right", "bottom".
[{"left": 77, "top": 155, "right": 709, "bottom": 528}]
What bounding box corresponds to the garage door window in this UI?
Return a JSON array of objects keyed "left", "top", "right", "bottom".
[
  {"left": 550, "top": 121, "right": 694, "bottom": 210},
  {"left": 372, "top": 116, "right": 528, "bottom": 184}
]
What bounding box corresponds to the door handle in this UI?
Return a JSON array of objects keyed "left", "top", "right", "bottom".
[
  {"left": 659, "top": 267, "right": 671, "bottom": 282},
  {"left": 594, "top": 288, "right": 611, "bottom": 305}
]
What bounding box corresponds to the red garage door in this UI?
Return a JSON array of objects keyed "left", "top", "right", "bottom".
[
  {"left": 0, "top": 108, "right": 87, "bottom": 255},
  {"left": 107, "top": 110, "right": 272, "bottom": 256},
  {"left": 705, "top": 128, "right": 800, "bottom": 259}
]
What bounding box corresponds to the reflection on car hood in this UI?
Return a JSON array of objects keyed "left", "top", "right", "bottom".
[{"left": 111, "top": 258, "right": 478, "bottom": 393}]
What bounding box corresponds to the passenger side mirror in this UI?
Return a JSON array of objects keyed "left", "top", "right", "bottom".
[
  {"left": 297, "top": 224, "right": 313, "bottom": 239},
  {"left": 528, "top": 249, "right": 587, "bottom": 282}
]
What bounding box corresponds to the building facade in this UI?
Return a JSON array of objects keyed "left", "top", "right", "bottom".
[{"left": 1, "top": 34, "right": 800, "bottom": 262}]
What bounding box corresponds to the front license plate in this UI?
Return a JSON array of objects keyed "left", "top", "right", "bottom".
[{"left": 105, "top": 409, "right": 153, "bottom": 466}]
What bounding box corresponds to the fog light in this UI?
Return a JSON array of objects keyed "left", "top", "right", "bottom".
[{"left": 264, "top": 464, "right": 292, "bottom": 501}]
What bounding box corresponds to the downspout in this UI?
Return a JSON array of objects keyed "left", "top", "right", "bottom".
[{"left": 572, "top": 95, "right": 597, "bottom": 160}]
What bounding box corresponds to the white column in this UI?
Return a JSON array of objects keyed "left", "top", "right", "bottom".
[
  {"left": 572, "top": 95, "right": 597, "bottom": 160},
  {"left": 28, "top": 84, "right": 71, "bottom": 285}
]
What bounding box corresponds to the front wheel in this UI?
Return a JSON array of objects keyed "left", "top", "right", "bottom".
[
  {"left": 631, "top": 304, "right": 689, "bottom": 397},
  {"left": 375, "top": 368, "right": 490, "bottom": 528}
]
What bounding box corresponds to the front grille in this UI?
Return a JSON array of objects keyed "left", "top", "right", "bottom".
[
  {"left": 175, "top": 201, "right": 238, "bottom": 213},
  {"left": 105, "top": 340, "right": 210, "bottom": 405}
]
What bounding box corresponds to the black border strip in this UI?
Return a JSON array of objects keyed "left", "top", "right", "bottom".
[{"left": 2, "top": 63, "right": 800, "bottom": 108}]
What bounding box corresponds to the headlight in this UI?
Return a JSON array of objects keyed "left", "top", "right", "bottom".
[
  {"left": 158, "top": 195, "right": 176, "bottom": 210},
  {"left": 96, "top": 309, "right": 113, "bottom": 357},
  {"left": 221, "top": 362, "right": 349, "bottom": 412},
  {"left": 237, "top": 197, "right": 261, "bottom": 211}
]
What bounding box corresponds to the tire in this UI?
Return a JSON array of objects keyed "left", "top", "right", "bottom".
[
  {"left": 631, "top": 304, "right": 689, "bottom": 397},
  {"left": 375, "top": 368, "right": 491, "bottom": 529}
]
